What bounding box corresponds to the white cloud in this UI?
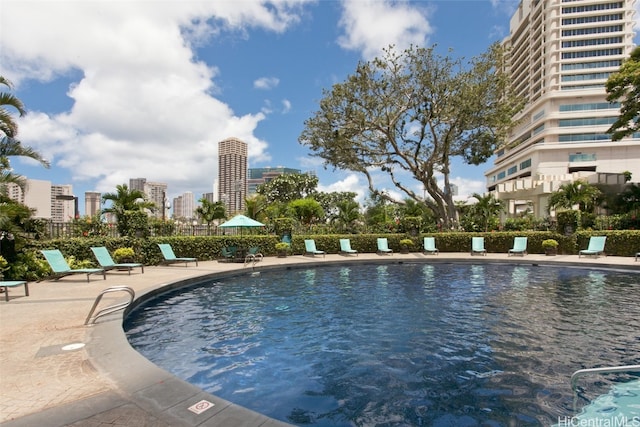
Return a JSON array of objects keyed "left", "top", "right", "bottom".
[
  {"left": 318, "top": 173, "right": 368, "bottom": 205},
  {"left": 337, "top": 0, "right": 433, "bottom": 60},
  {"left": 0, "top": 1, "right": 306, "bottom": 197},
  {"left": 281, "top": 99, "right": 292, "bottom": 113},
  {"left": 254, "top": 77, "right": 280, "bottom": 90}
]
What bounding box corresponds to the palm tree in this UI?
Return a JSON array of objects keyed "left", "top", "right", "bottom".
[
  {"left": 102, "top": 184, "right": 155, "bottom": 217},
  {"left": 0, "top": 76, "right": 25, "bottom": 139},
  {"left": 466, "top": 193, "right": 504, "bottom": 232},
  {"left": 547, "top": 181, "right": 602, "bottom": 213},
  {"left": 195, "top": 198, "right": 226, "bottom": 231},
  {"left": 102, "top": 184, "right": 156, "bottom": 237},
  {"left": 244, "top": 194, "right": 267, "bottom": 221},
  {"left": 334, "top": 200, "right": 361, "bottom": 233},
  {"left": 0, "top": 77, "right": 50, "bottom": 194},
  {"left": 0, "top": 76, "right": 50, "bottom": 271}
]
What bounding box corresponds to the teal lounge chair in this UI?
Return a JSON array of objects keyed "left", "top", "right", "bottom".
[
  {"left": 579, "top": 236, "right": 607, "bottom": 258},
  {"left": 508, "top": 237, "right": 527, "bottom": 256},
  {"left": 91, "top": 247, "right": 144, "bottom": 274},
  {"left": 244, "top": 247, "right": 264, "bottom": 266},
  {"left": 471, "top": 237, "right": 487, "bottom": 256},
  {"left": 305, "top": 239, "right": 326, "bottom": 257},
  {"left": 423, "top": 237, "right": 439, "bottom": 255},
  {"left": 157, "top": 244, "right": 198, "bottom": 266},
  {"left": 377, "top": 238, "right": 393, "bottom": 255},
  {"left": 221, "top": 246, "right": 237, "bottom": 262},
  {"left": 0, "top": 280, "right": 29, "bottom": 302},
  {"left": 40, "top": 249, "right": 106, "bottom": 282},
  {"left": 339, "top": 239, "right": 358, "bottom": 256}
]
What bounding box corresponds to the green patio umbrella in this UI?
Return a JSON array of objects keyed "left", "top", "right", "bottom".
[{"left": 218, "top": 214, "right": 265, "bottom": 236}]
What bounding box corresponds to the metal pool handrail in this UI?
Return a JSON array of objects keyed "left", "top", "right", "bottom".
[
  {"left": 571, "top": 364, "right": 640, "bottom": 412},
  {"left": 85, "top": 286, "right": 135, "bottom": 326}
]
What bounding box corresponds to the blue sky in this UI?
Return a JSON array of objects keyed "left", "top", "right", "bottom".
[{"left": 2, "top": 0, "right": 639, "bottom": 214}]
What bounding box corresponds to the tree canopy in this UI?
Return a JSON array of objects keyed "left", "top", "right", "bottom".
[
  {"left": 299, "top": 43, "right": 523, "bottom": 229},
  {"left": 256, "top": 173, "right": 318, "bottom": 204},
  {"left": 606, "top": 46, "right": 640, "bottom": 141}
]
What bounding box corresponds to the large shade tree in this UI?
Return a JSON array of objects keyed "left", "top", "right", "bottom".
[
  {"left": 299, "top": 43, "right": 523, "bottom": 229},
  {"left": 606, "top": 46, "right": 640, "bottom": 141},
  {"left": 256, "top": 173, "right": 318, "bottom": 204}
]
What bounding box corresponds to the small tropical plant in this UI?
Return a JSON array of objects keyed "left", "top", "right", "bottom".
[
  {"left": 275, "top": 242, "right": 290, "bottom": 251},
  {"left": 0, "top": 255, "right": 8, "bottom": 279},
  {"left": 399, "top": 238, "right": 414, "bottom": 247},
  {"left": 113, "top": 247, "right": 135, "bottom": 263},
  {"left": 542, "top": 239, "right": 559, "bottom": 255}
]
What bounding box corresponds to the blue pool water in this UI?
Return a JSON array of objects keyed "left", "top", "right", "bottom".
[{"left": 125, "top": 263, "right": 640, "bottom": 426}]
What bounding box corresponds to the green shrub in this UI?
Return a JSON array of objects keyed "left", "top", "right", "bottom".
[{"left": 113, "top": 247, "right": 135, "bottom": 262}]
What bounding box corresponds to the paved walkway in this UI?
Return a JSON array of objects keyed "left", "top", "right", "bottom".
[{"left": 1, "top": 252, "right": 638, "bottom": 426}]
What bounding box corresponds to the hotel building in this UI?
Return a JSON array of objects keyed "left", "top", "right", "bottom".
[{"left": 486, "top": 0, "right": 639, "bottom": 217}]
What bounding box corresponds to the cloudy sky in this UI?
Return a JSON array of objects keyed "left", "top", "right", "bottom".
[{"left": 2, "top": 0, "right": 639, "bottom": 213}]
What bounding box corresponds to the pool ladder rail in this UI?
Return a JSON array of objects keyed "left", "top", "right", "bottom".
[
  {"left": 85, "top": 286, "right": 135, "bottom": 326},
  {"left": 571, "top": 364, "right": 640, "bottom": 412}
]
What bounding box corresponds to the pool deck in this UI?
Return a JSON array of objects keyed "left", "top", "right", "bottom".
[{"left": 1, "top": 252, "right": 639, "bottom": 426}]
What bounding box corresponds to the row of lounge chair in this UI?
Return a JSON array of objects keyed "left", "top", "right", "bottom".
[
  {"left": 1, "top": 243, "right": 196, "bottom": 301},
  {"left": 38, "top": 243, "right": 197, "bottom": 283},
  {"left": 304, "top": 236, "right": 611, "bottom": 258}
]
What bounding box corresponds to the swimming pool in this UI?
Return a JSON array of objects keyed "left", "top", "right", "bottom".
[{"left": 125, "top": 262, "right": 640, "bottom": 426}]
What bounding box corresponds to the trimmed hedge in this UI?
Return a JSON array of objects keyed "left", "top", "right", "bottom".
[{"left": 23, "top": 230, "right": 640, "bottom": 281}]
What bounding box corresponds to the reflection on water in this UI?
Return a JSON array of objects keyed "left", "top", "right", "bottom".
[{"left": 125, "top": 264, "right": 640, "bottom": 426}]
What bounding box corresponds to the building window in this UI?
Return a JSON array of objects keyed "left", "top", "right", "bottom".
[
  {"left": 533, "top": 110, "right": 545, "bottom": 121},
  {"left": 562, "top": 14, "right": 623, "bottom": 25},
  {"left": 569, "top": 153, "right": 597, "bottom": 162},
  {"left": 561, "top": 72, "right": 614, "bottom": 82},
  {"left": 561, "top": 48, "right": 623, "bottom": 59},
  {"left": 562, "top": 25, "right": 623, "bottom": 36},
  {"left": 562, "top": 60, "right": 622, "bottom": 70},
  {"left": 559, "top": 102, "right": 619, "bottom": 112},
  {"left": 562, "top": 37, "right": 623, "bottom": 48},
  {"left": 559, "top": 133, "right": 611, "bottom": 142},
  {"left": 520, "top": 158, "right": 532, "bottom": 170},
  {"left": 559, "top": 117, "right": 617, "bottom": 127},
  {"left": 561, "top": 83, "right": 612, "bottom": 90},
  {"left": 562, "top": 3, "right": 623, "bottom": 14},
  {"left": 532, "top": 124, "right": 545, "bottom": 135},
  {"left": 497, "top": 171, "right": 506, "bottom": 180}
]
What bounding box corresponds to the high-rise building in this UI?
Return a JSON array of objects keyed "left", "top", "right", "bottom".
[
  {"left": 129, "top": 178, "right": 146, "bottom": 192},
  {"left": 6, "top": 179, "right": 52, "bottom": 219},
  {"left": 172, "top": 192, "right": 195, "bottom": 220},
  {"left": 143, "top": 181, "right": 168, "bottom": 220},
  {"left": 172, "top": 196, "right": 183, "bottom": 218},
  {"left": 51, "top": 184, "right": 75, "bottom": 222},
  {"left": 218, "top": 137, "right": 248, "bottom": 214},
  {"left": 201, "top": 192, "right": 215, "bottom": 203},
  {"left": 247, "top": 166, "right": 302, "bottom": 195},
  {"left": 486, "top": 0, "right": 639, "bottom": 217},
  {"left": 85, "top": 191, "right": 102, "bottom": 216}
]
